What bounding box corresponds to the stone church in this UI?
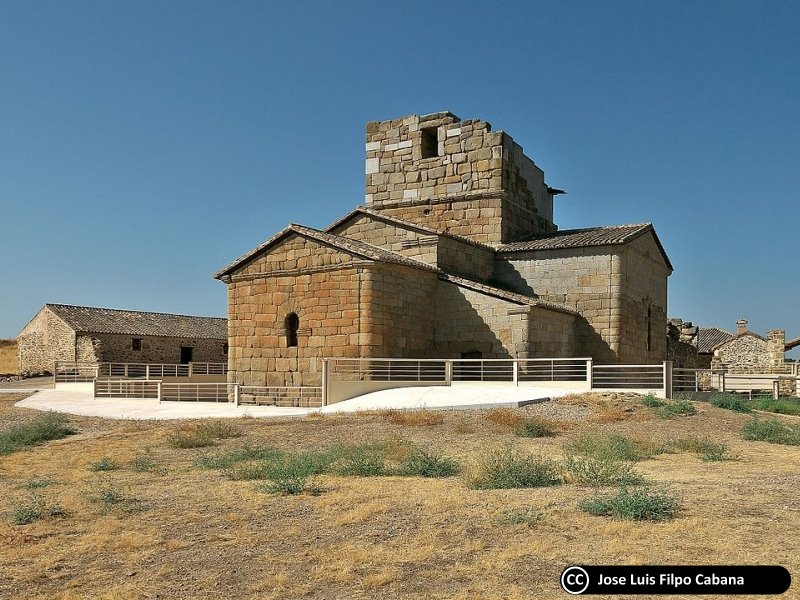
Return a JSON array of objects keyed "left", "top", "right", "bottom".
[{"left": 214, "top": 112, "right": 673, "bottom": 387}]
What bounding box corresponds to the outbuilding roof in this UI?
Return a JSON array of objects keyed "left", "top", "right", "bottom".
[
  {"left": 496, "top": 223, "right": 673, "bottom": 271},
  {"left": 696, "top": 327, "right": 734, "bottom": 354},
  {"left": 45, "top": 304, "right": 227, "bottom": 339}
]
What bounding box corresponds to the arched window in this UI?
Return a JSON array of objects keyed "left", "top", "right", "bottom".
[{"left": 285, "top": 312, "right": 299, "bottom": 347}]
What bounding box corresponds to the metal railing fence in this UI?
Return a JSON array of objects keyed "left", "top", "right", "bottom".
[{"left": 55, "top": 361, "right": 227, "bottom": 382}]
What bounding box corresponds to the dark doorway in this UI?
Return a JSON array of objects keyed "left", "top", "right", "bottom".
[
  {"left": 180, "top": 346, "right": 193, "bottom": 364},
  {"left": 460, "top": 350, "right": 483, "bottom": 359}
]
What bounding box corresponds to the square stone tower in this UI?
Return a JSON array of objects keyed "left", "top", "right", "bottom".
[{"left": 364, "top": 111, "right": 560, "bottom": 244}]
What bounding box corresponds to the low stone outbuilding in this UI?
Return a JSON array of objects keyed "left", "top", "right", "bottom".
[
  {"left": 708, "top": 319, "right": 795, "bottom": 374},
  {"left": 17, "top": 304, "right": 228, "bottom": 374},
  {"left": 214, "top": 111, "right": 674, "bottom": 388}
]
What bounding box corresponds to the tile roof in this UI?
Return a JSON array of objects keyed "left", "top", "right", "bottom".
[
  {"left": 496, "top": 223, "right": 673, "bottom": 271},
  {"left": 785, "top": 337, "right": 800, "bottom": 351},
  {"left": 696, "top": 327, "right": 734, "bottom": 354},
  {"left": 439, "top": 274, "right": 578, "bottom": 316},
  {"left": 46, "top": 304, "right": 227, "bottom": 339},
  {"left": 325, "top": 207, "right": 495, "bottom": 251},
  {"left": 213, "top": 224, "right": 440, "bottom": 279}
]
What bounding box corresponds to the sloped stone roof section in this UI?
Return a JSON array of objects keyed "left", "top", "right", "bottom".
[
  {"left": 46, "top": 304, "right": 227, "bottom": 339},
  {"left": 439, "top": 274, "right": 578, "bottom": 316},
  {"left": 696, "top": 327, "right": 734, "bottom": 354},
  {"left": 325, "top": 207, "right": 495, "bottom": 252},
  {"left": 497, "top": 223, "right": 673, "bottom": 271},
  {"left": 213, "top": 223, "right": 441, "bottom": 279}
]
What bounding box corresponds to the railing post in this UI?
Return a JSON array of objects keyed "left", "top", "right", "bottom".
[
  {"left": 720, "top": 372, "right": 726, "bottom": 392},
  {"left": 157, "top": 380, "right": 162, "bottom": 403},
  {"left": 662, "top": 360, "right": 672, "bottom": 398},
  {"left": 586, "top": 359, "right": 593, "bottom": 390},
  {"left": 234, "top": 384, "right": 240, "bottom": 406},
  {"left": 445, "top": 360, "right": 452, "bottom": 386},
  {"left": 663, "top": 361, "right": 673, "bottom": 399},
  {"left": 512, "top": 360, "right": 519, "bottom": 386},
  {"left": 145, "top": 364, "right": 150, "bottom": 380},
  {"left": 124, "top": 364, "right": 129, "bottom": 378},
  {"left": 321, "top": 359, "right": 329, "bottom": 407},
  {"left": 92, "top": 379, "right": 97, "bottom": 398},
  {"left": 188, "top": 362, "right": 194, "bottom": 378},
  {"left": 773, "top": 380, "right": 779, "bottom": 401}
]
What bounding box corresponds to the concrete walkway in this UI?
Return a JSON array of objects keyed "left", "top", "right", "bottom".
[
  {"left": 14, "top": 385, "right": 573, "bottom": 420},
  {"left": 15, "top": 389, "right": 311, "bottom": 420}
]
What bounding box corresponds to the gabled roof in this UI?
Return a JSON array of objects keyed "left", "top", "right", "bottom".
[
  {"left": 696, "top": 327, "right": 734, "bottom": 354},
  {"left": 710, "top": 329, "right": 768, "bottom": 352},
  {"left": 45, "top": 304, "right": 227, "bottom": 339},
  {"left": 325, "top": 206, "right": 495, "bottom": 251},
  {"left": 439, "top": 274, "right": 578, "bottom": 316},
  {"left": 213, "top": 223, "right": 440, "bottom": 279},
  {"left": 496, "top": 223, "right": 673, "bottom": 271}
]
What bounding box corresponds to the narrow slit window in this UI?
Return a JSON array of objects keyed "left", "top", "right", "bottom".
[
  {"left": 285, "top": 312, "right": 299, "bottom": 347},
  {"left": 646, "top": 305, "right": 652, "bottom": 351},
  {"left": 223, "top": 343, "right": 229, "bottom": 355},
  {"left": 420, "top": 127, "right": 439, "bottom": 158},
  {"left": 132, "top": 338, "right": 142, "bottom": 351}
]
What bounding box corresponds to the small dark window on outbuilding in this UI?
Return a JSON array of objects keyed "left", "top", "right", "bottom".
[
  {"left": 223, "top": 343, "right": 229, "bottom": 355},
  {"left": 285, "top": 312, "right": 299, "bottom": 347},
  {"left": 132, "top": 338, "right": 142, "bottom": 351},
  {"left": 420, "top": 127, "right": 439, "bottom": 159}
]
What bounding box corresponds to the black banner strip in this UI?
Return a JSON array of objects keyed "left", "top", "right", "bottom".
[{"left": 560, "top": 565, "right": 791, "bottom": 595}]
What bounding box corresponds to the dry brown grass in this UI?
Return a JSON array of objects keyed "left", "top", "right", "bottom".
[
  {"left": 0, "top": 392, "right": 799, "bottom": 599},
  {"left": 484, "top": 407, "right": 524, "bottom": 429},
  {"left": 0, "top": 339, "right": 18, "bottom": 375},
  {"left": 378, "top": 408, "right": 445, "bottom": 427}
]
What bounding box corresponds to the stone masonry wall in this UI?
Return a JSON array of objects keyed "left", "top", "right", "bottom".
[
  {"left": 226, "top": 237, "right": 365, "bottom": 387},
  {"left": 17, "top": 308, "right": 77, "bottom": 373},
  {"left": 437, "top": 236, "right": 494, "bottom": 282},
  {"left": 434, "top": 281, "right": 576, "bottom": 358},
  {"left": 81, "top": 333, "right": 227, "bottom": 364},
  {"left": 363, "top": 264, "right": 439, "bottom": 358},
  {"left": 365, "top": 112, "right": 553, "bottom": 243},
  {"left": 332, "top": 212, "right": 495, "bottom": 282},
  {"left": 495, "top": 248, "right": 621, "bottom": 362},
  {"left": 712, "top": 333, "right": 791, "bottom": 375},
  {"left": 330, "top": 213, "right": 438, "bottom": 267},
  {"left": 617, "top": 234, "right": 669, "bottom": 363},
  {"left": 434, "top": 282, "right": 530, "bottom": 358}
]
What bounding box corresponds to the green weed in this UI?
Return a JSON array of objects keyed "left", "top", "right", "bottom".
[{"left": 580, "top": 485, "right": 680, "bottom": 521}]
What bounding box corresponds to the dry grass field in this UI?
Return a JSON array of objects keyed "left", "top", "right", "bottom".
[
  {"left": 1, "top": 391, "right": 799, "bottom": 599},
  {"left": 0, "top": 339, "right": 18, "bottom": 375}
]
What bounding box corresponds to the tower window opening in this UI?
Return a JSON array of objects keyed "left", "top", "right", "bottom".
[{"left": 421, "top": 127, "right": 439, "bottom": 159}]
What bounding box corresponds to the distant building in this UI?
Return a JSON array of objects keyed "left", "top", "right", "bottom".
[
  {"left": 17, "top": 304, "right": 227, "bottom": 374},
  {"left": 708, "top": 319, "right": 795, "bottom": 374},
  {"left": 696, "top": 326, "right": 734, "bottom": 368},
  {"left": 214, "top": 111, "right": 673, "bottom": 388}
]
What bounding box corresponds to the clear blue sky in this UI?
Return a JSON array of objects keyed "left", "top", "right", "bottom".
[{"left": 2, "top": 1, "right": 798, "bottom": 354}]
